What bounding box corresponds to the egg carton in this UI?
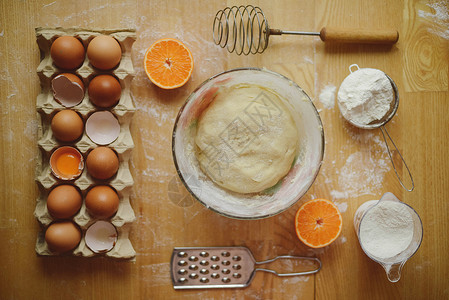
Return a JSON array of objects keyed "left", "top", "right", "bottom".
[
  {"left": 36, "top": 27, "right": 136, "bottom": 116},
  {"left": 34, "top": 27, "right": 137, "bottom": 259},
  {"left": 35, "top": 223, "right": 135, "bottom": 259}
]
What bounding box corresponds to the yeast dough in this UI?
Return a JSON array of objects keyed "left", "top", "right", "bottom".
[{"left": 195, "top": 84, "right": 298, "bottom": 194}]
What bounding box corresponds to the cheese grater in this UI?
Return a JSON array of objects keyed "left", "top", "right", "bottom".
[{"left": 170, "top": 247, "right": 321, "bottom": 289}]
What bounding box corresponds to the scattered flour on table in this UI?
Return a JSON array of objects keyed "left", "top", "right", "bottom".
[
  {"left": 139, "top": 263, "right": 171, "bottom": 286},
  {"left": 282, "top": 276, "right": 310, "bottom": 284},
  {"left": 322, "top": 126, "right": 391, "bottom": 200},
  {"left": 135, "top": 100, "right": 174, "bottom": 128},
  {"left": 334, "top": 201, "right": 348, "bottom": 213},
  {"left": 337, "top": 68, "right": 393, "bottom": 126},
  {"left": 336, "top": 151, "right": 390, "bottom": 197},
  {"left": 424, "top": 1, "right": 449, "bottom": 20},
  {"left": 418, "top": 1, "right": 449, "bottom": 40},
  {"left": 319, "top": 84, "right": 336, "bottom": 109},
  {"left": 359, "top": 201, "right": 414, "bottom": 259},
  {"left": 304, "top": 56, "right": 313, "bottom": 64},
  {"left": 42, "top": 1, "right": 56, "bottom": 8},
  {"left": 330, "top": 190, "right": 348, "bottom": 200}
]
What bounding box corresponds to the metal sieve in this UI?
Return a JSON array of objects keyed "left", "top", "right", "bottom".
[{"left": 337, "top": 64, "right": 414, "bottom": 192}]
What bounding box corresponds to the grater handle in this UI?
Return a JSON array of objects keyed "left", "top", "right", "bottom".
[{"left": 255, "top": 256, "right": 321, "bottom": 277}]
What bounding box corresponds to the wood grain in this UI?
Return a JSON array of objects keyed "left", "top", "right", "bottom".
[
  {"left": 0, "top": 0, "right": 448, "bottom": 299},
  {"left": 402, "top": 0, "right": 448, "bottom": 92}
]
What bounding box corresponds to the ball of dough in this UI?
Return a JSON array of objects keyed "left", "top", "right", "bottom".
[{"left": 195, "top": 84, "right": 298, "bottom": 194}]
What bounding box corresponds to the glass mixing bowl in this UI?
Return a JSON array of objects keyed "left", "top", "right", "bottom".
[{"left": 172, "top": 68, "right": 324, "bottom": 219}]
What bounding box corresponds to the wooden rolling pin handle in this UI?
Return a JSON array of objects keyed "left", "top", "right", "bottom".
[{"left": 319, "top": 27, "right": 399, "bottom": 44}]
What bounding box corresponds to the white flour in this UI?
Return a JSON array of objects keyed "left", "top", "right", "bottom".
[
  {"left": 359, "top": 201, "right": 414, "bottom": 259},
  {"left": 337, "top": 68, "right": 393, "bottom": 126},
  {"left": 319, "top": 84, "right": 336, "bottom": 109},
  {"left": 418, "top": 1, "right": 449, "bottom": 40}
]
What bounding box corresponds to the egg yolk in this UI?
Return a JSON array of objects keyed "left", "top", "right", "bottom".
[{"left": 56, "top": 152, "right": 81, "bottom": 176}]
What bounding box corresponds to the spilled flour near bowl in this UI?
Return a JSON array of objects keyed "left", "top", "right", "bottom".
[{"left": 318, "top": 84, "right": 336, "bottom": 109}]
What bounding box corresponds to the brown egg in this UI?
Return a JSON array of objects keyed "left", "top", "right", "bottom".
[
  {"left": 85, "top": 185, "right": 120, "bottom": 218},
  {"left": 45, "top": 221, "right": 81, "bottom": 253},
  {"left": 51, "top": 109, "right": 84, "bottom": 142},
  {"left": 86, "top": 147, "right": 119, "bottom": 180},
  {"left": 47, "top": 185, "right": 82, "bottom": 219},
  {"left": 50, "top": 36, "right": 85, "bottom": 70},
  {"left": 88, "top": 75, "right": 121, "bottom": 108},
  {"left": 87, "top": 35, "right": 122, "bottom": 70}
]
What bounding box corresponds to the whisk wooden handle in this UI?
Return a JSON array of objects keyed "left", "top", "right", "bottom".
[{"left": 319, "top": 27, "right": 399, "bottom": 44}]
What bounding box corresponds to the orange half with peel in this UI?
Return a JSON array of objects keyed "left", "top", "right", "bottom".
[
  {"left": 295, "top": 198, "right": 343, "bottom": 248},
  {"left": 144, "top": 38, "right": 194, "bottom": 89}
]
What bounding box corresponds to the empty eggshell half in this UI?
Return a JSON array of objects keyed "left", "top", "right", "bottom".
[
  {"left": 51, "top": 73, "right": 85, "bottom": 107},
  {"left": 85, "top": 220, "right": 118, "bottom": 253},
  {"left": 85, "top": 111, "right": 120, "bottom": 145}
]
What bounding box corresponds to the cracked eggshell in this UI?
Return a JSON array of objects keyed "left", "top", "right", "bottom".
[
  {"left": 86, "top": 111, "right": 120, "bottom": 145},
  {"left": 85, "top": 220, "right": 118, "bottom": 253},
  {"left": 52, "top": 73, "right": 85, "bottom": 107}
]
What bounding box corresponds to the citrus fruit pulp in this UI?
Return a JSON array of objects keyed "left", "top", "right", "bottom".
[
  {"left": 295, "top": 198, "right": 343, "bottom": 248},
  {"left": 144, "top": 38, "right": 194, "bottom": 89}
]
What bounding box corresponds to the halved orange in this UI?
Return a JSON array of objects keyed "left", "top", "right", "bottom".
[
  {"left": 295, "top": 198, "right": 343, "bottom": 248},
  {"left": 144, "top": 38, "right": 194, "bottom": 89}
]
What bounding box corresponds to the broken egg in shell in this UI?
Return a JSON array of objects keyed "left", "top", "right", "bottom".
[{"left": 50, "top": 146, "right": 84, "bottom": 181}]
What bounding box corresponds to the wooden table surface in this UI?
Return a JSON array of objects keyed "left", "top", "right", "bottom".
[{"left": 1, "top": 0, "right": 448, "bottom": 299}]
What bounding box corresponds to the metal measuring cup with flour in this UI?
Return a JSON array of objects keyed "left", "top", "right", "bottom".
[{"left": 337, "top": 64, "right": 414, "bottom": 191}]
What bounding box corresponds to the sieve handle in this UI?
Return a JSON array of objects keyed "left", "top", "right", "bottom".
[
  {"left": 380, "top": 126, "right": 415, "bottom": 191},
  {"left": 255, "top": 256, "right": 321, "bottom": 277},
  {"left": 319, "top": 27, "right": 399, "bottom": 44}
]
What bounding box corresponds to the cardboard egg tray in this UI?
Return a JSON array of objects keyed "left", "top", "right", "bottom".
[{"left": 34, "top": 27, "right": 137, "bottom": 259}]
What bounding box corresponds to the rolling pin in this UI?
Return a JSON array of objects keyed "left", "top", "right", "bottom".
[{"left": 269, "top": 27, "right": 399, "bottom": 44}]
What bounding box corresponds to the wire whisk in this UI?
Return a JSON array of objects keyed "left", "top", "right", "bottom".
[
  {"left": 213, "top": 5, "right": 270, "bottom": 55},
  {"left": 213, "top": 5, "right": 399, "bottom": 55}
]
